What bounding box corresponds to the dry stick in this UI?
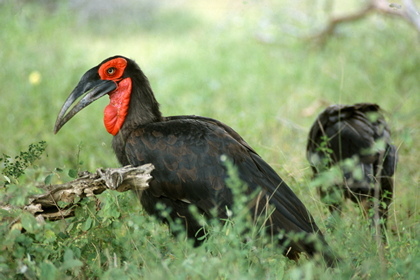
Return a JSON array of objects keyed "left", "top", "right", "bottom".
[{"left": 22, "top": 164, "right": 154, "bottom": 221}]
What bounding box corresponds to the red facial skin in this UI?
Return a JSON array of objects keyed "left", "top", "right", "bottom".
[{"left": 98, "top": 57, "right": 132, "bottom": 135}]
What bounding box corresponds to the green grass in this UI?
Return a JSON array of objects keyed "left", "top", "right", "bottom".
[{"left": 0, "top": 0, "right": 419, "bottom": 279}]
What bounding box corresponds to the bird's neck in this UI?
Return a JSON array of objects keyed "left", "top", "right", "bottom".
[{"left": 112, "top": 74, "right": 163, "bottom": 166}]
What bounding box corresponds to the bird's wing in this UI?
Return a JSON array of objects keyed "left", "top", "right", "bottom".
[
  {"left": 125, "top": 116, "right": 321, "bottom": 236},
  {"left": 192, "top": 116, "right": 322, "bottom": 234}
]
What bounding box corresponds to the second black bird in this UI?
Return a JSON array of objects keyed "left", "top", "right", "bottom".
[{"left": 307, "top": 103, "right": 397, "bottom": 237}]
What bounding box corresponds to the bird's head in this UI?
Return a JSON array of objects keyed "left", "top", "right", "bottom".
[{"left": 54, "top": 55, "right": 137, "bottom": 136}]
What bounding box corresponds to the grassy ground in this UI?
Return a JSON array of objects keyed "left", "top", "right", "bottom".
[{"left": 0, "top": 0, "right": 419, "bottom": 279}]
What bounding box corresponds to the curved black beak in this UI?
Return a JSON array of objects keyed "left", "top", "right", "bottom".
[{"left": 54, "top": 69, "right": 117, "bottom": 134}]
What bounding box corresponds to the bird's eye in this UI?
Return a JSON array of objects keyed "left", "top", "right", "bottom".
[
  {"left": 107, "top": 67, "right": 116, "bottom": 75},
  {"left": 98, "top": 57, "right": 127, "bottom": 80}
]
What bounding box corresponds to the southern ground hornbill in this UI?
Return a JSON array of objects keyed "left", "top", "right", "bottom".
[
  {"left": 306, "top": 103, "right": 397, "bottom": 237},
  {"left": 54, "top": 55, "right": 336, "bottom": 265}
]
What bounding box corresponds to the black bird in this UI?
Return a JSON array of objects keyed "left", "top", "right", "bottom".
[
  {"left": 306, "top": 103, "right": 397, "bottom": 236},
  {"left": 54, "top": 55, "right": 336, "bottom": 264}
]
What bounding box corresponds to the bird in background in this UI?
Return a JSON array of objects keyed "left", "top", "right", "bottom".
[
  {"left": 54, "top": 55, "right": 337, "bottom": 265},
  {"left": 306, "top": 103, "right": 397, "bottom": 238}
]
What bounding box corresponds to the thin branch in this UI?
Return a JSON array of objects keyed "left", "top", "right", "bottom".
[
  {"left": 309, "top": 0, "right": 420, "bottom": 44},
  {"left": 309, "top": 3, "right": 375, "bottom": 44}
]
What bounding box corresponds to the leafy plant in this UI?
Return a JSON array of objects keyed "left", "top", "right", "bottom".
[{"left": 1, "top": 141, "right": 47, "bottom": 186}]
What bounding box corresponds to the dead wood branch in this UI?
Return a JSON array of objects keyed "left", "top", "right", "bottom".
[
  {"left": 20, "top": 164, "right": 154, "bottom": 221},
  {"left": 310, "top": 0, "right": 420, "bottom": 44}
]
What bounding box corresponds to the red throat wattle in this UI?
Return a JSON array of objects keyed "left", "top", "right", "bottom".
[{"left": 104, "top": 77, "right": 132, "bottom": 135}]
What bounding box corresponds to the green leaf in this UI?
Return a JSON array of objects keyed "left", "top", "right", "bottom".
[
  {"left": 82, "top": 217, "right": 93, "bottom": 231},
  {"left": 57, "top": 201, "right": 71, "bottom": 208},
  {"left": 40, "top": 261, "right": 58, "bottom": 280},
  {"left": 44, "top": 229, "right": 57, "bottom": 242},
  {"left": 61, "top": 249, "right": 83, "bottom": 271},
  {"left": 68, "top": 169, "right": 78, "bottom": 178},
  {"left": 44, "top": 174, "right": 53, "bottom": 185},
  {"left": 57, "top": 231, "right": 69, "bottom": 239},
  {"left": 21, "top": 212, "right": 37, "bottom": 233}
]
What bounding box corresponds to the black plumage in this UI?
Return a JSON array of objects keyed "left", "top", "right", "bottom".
[
  {"left": 54, "top": 55, "right": 336, "bottom": 265},
  {"left": 306, "top": 103, "right": 397, "bottom": 235}
]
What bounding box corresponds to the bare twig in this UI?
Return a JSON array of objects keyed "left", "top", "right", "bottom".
[
  {"left": 310, "top": 0, "right": 420, "bottom": 44},
  {"left": 16, "top": 164, "right": 154, "bottom": 221}
]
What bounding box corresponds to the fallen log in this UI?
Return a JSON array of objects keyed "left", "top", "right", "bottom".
[{"left": 20, "top": 164, "right": 154, "bottom": 221}]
